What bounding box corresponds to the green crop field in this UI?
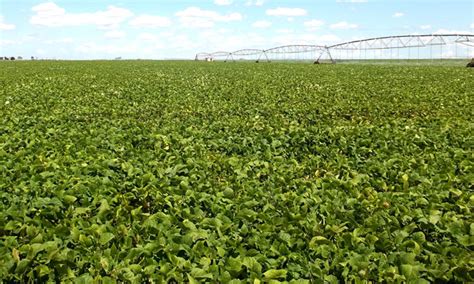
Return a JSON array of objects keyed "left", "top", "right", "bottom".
[{"left": 0, "top": 61, "right": 473, "bottom": 282}]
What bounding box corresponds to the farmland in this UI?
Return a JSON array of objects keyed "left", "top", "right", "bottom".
[{"left": 0, "top": 61, "right": 473, "bottom": 282}]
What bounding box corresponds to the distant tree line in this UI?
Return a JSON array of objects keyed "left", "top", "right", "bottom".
[{"left": 0, "top": 56, "right": 34, "bottom": 61}]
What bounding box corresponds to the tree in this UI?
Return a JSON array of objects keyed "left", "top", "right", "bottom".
[{"left": 467, "top": 58, "right": 474, "bottom": 68}]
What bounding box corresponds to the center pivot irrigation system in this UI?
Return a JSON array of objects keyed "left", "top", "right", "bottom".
[{"left": 195, "top": 34, "right": 474, "bottom": 63}]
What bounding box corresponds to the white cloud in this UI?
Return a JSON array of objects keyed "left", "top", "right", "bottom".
[
  {"left": 32, "top": 2, "right": 64, "bottom": 17},
  {"left": 134, "top": 33, "right": 167, "bottom": 49},
  {"left": 30, "top": 2, "right": 133, "bottom": 29},
  {"left": 330, "top": 21, "right": 358, "bottom": 30},
  {"left": 245, "top": 0, "right": 265, "bottom": 6},
  {"left": 470, "top": 23, "right": 474, "bottom": 29},
  {"left": 214, "top": 0, "right": 233, "bottom": 5},
  {"left": 129, "top": 15, "right": 171, "bottom": 28},
  {"left": 45, "top": 38, "right": 74, "bottom": 44},
  {"left": 197, "top": 30, "right": 267, "bottom": 51},
  {"left": 433, "top": 29, "right": 471, "bottom": 34},
  {"left": 36, "top": 48, "right": 46, "bottom": 55},
  {"left": 168, "top": 34, "right": 200, "bottom": 50},
  {"left": 276, "top": 28, "right": 293, "bottom": 34},
  {"left": 175, "top": 7, "right": 242, "bottom": 28},
  {"left": 336, "top": 0, "right": 368, "bottom": 2},
  {"left": 75, "top": 42, "right": 138, "bottom": 55},
  {"left": 266, "top": 7, "right": 307, "bottom": 17},
  {"left": 272, "top": 33, "right": 340, "bottom": 46},
  {"left": 420, "top": 25, "right": 431, "bottom": 30},
  {"left": 0, "top": 39, "right": 16, "bottom": 46},
  {"left": 137, "top": 33, "right": 159, "bottom": 41},
  {"left": 393, "top": 12, "right": 404, "bottom": 18},
  {"left": 104, "top": 30, "right": 126, "bottom": 39},
  {"left": 0, "top": 16, "right": 15, "bottom": 30},
  {"left": 0, "top": 35, "right": 38, "bottom": 46},
  {"left": 304, "top": 19, "right": 324, "bottom": 31},
  {"left": 313, "top": 34, "right": 341, "bottom": 45},
  {"left": 180, "top": 18, "right": 214, "bottom": 28},
  {"left": 176, "top": 7, "right": 242, "bottom": 21},
  {"left": 252, "top": 20, "right": 271, "bottom": 28}
]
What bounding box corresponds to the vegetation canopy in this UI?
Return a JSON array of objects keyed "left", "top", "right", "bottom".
[{"left": 0, "top": 61, "right": 473, "bottom": 282}]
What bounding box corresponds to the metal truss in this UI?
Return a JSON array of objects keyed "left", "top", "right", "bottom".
[
  {"left": 228, "top": 49, "right": 265, "bottom": 61},
  {"left": 328, "top": 34, "right": 473, "bottom": 50},
  {"left": 233, "top": 49, "right": 264, "bottom": 56},
  {"left": 264, "top": 45, "right": 331, "bottom": 62},
  {"left": 265, "top": 45, "right": 326, "bottom": 54},
  {"left": 195, "top": 51, "right": 231, "bottom": 61},
  {"left": 195, "top": 33, "right": 474, "bottom": 62}
]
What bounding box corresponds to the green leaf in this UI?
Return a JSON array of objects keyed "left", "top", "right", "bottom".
[
  {"left": 402, "top": 174, "right": 409, "bottom": 190},
  {"left": 63, "top": 195, "right": 77, "bottom": 204},
  {"left": 226, "top": 257, "right": 242, "bottom": 272},
  {"left": 242, "top": 257, "right": 262, "bottom": 273},
  {"left": 429, "top": 210, "right": 442, "bottom": 225},
  {"left": 400, "top": 264, "right": 418, "bottom": 279},
  {"left": 15, "top": 259, "right": 30, "bottom": 274},
  {"left": 98, "top": 199, "right": 111, "bottom": 217},
  {"left": 183, "top": 219, "right": 197, "bottom": 231},
  {"left": 309, "top": 236, "right": 330, "bottom": 250},
  {"left": 223, "top": 187, "right": 234, "bottom": 198},
  {"left": 263, "top": 269, "right": 287, "bottom": 280},
  {"left": 99, "top": 232, "right": 115, "bottom": 245},
  {"left": 190, "top": 268, "right": 212, "bottom": 279},
  {"left": 74, "top": 273, "right": 93, "bottom": 284},
  {"left": 187, "top": 274, "right": 200, "bottom": 284},
  {"left": 36, "top": 264, "right": 50, "bottom": 277}
]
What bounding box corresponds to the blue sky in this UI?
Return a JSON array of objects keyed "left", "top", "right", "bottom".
[{"left": 0, "top": 0, "right": 473, "bottom": 59}]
